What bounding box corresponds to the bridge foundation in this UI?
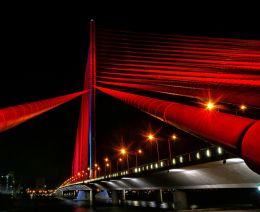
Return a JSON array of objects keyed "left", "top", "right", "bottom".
[
  {"left": 173, "top": 190, "right": 188, "bottom": 210},
  {"left": 111, "top": 190, "right": 119, "bottom": 205},
  {"left": 90, "top": 190, "right": 94, "bottom": 205},
  {"left": 156, "top": 189, "right": 163, "bottom": 203},
  {"left": 76, "top": 190, "right": 88, "bottom": 200},
  {"left": 75, "top": 190, "right": 94, "bottom": 205},
  {"left": 56, "top": 190, "right": 63, "bottom": 198},
  {"left": 121, "top": 189, "right": 126, "bottom": 202}
]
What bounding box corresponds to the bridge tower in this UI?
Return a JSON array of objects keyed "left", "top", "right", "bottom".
[
  {"left": 90, "top": 19, "right": 97, "bottom": 178},
  {"left": 72, "top": 19, "right": 96, "bottom": 178}
]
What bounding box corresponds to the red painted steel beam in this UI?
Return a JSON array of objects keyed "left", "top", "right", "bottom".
[
  {"left": 0, "top": 90, "right": 87, "bottom": 133},
  {"left": 97, "top": 86, "right": 260, "bottom": 175}
]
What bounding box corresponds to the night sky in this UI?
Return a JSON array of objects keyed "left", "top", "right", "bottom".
[{"left": 0, "top": 3, "right": 259, "bottom": 188}]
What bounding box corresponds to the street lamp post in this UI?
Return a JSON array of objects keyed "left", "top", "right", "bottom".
[
  {"left": 97, "top": 167, "right": 100, "bottom": 177},
  {"left": 148, "top": 134, "right": 160, "bottom": 162},
  {"left": 236, "top": 104, "right": 247, "bottom": 115},
  {"left": 135, "top": 149, "right": 142, "bottom": 167},
  {"left": 104, "top": 157, "right": 111, "bottom": 175},
  {"left": 120, "top": 148, "right": 129, "bottom": 170},
  {"left": 168, "top": 134, "right": 177, "bottom": 161},
  {"left": 117, "top": 158, "right": 123, "bottom": 172},
  {"left": 106, "top": 163, "right": 111, "bottom": 174},
  {"left": 155, "top": 139, "right": 159, "bottom": 162},
  {"left": 126, "top": 154, "right": 129, "bottom": 170},
  {"left": 94, "top": 163, "right": 99, "bottom": 178}
]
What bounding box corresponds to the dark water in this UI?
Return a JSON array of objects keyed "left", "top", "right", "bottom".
[
  {"left": 0, "top": 197, "right": 166, "bottom": 212},
  {"left": 1, "top": 189, "right": 260, "bottom": 212}
]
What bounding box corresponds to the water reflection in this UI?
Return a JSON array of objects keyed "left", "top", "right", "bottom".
[
  {"left": 72, "top": 205, "right": 159, "bottom": 212},
  {"left": 1, "top": 195, "right": 259, "bottom": 212},
  {"left": 73, "top": 207, "right": 94, "bottom": 212}
]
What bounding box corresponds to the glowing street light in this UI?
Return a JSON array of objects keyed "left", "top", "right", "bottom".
[
  {"left": 94, "top": 163, "right": 99, "bottom": 178},
  {"left": 240, "top": 104, "right": 247, "bottom": 111},
  {"left": 148, "top": 134, "right": 154, "bottom": 141},
  {"left": 120, "top": 148, "right": 129, "bottom": 170},
  {"left": 116, "top": 158, "right": 123, "bottom": 172},
  {"left": 147, "top": 134, "right": 160, "bottom": 162},
  {"left": 172, "top": 134, "right": 177, "bottom": 140},
  {"left": 168, "top": 134, "right": 177, "bottom": 161},
  {"left": 104, "top": 157, "right": 111, "bottom": 174},
  {"left": 97, "top": 167, "right": 101, "bottom": 177},
  {"left": 106, "top": 163, "right": 111, "bottom": 174},
  {"left": 135, "top": 149, "right": 143, "bottom": 167},
  {"left": 236, "top": 104, "right": 247, "bottom": 115},
  {"left": 120, "top": 148, "right": 126, "bottom": 155},
  {"left": 206, "top": 101, "right": 215, "bottom": 110}
]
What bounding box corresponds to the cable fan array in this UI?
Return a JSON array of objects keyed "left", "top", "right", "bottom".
[{"left": 96, "top": 28, "right": 260, "bottom": 174}]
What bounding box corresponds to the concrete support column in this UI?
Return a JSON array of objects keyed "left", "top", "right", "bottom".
[
  {"left": 89, "top": 190, "right": 93, "bottom": 206},
  {"left": 156, "top": 189, "right": 163, "bottom": 203},
  {"left": 121, "top": 189, "right": 126, "bottom": 202},
  {"left": 111, "top": 190, "right": 119, "bottom": 205},
  {"left": 173, "top": 190, "right": 188, "bottom": 210},
  {"left": 76, "top": 190, "right": 87, "bottom": 200},
  {"left": 59, "top": 190, "right": 63, "bottom": 198},
  {"left": 75, "top": 190, "right": 94, "bottom": 205}
]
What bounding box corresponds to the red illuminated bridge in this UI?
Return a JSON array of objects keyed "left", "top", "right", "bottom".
[{"left": 0, "top": 19, "right": 260, "bottom": 210}]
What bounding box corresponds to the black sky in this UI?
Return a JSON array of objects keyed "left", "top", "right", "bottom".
[{"left": 0, "top": 3, "right": 259, "bottom": 188}]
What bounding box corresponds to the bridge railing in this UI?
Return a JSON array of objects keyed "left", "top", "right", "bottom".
[
  {"left": 100, "top": 145, "right": 230, "bottom": 180},
  {"left": 61, "top": 145, "right": 232, "bottom": 186}
]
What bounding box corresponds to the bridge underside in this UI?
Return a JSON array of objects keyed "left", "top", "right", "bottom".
[{"left": 58, "top": 158, "right": 259, "bottom": 192}]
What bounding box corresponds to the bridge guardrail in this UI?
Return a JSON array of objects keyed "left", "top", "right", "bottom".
[
  {"left": 101, "top": 145, "right": 230, "bottom": 180},
  {"left": 61, "top": 145, "right": 233, "bottom": 187}
]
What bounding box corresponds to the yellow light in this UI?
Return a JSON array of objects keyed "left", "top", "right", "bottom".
[
  {"left": 196, "top": 152, "right": 200, "bottom": 159},
  {"left": 119, "top": 158, "right": 122, "bottom": 162},
  {"left": 106, "top": 163, "right": 109, "bottom": 167},
  {"left": 120, "top": 148, "right": 126, "bottom": 155},
  {"left": 148, "top": 134, "right": 154, "bottom": 141},
  {"left": 172, "top": 134, "right": 177, "bottom": 140},
  {"left": 94, "top": 163, "right": 98, "bottom": 167},
  {"left": 104, "top": 157, "right": 109, "bottom": 162},
  {"left": 77, "top": 172, "right": 81, "bottom": 176},
  {"left": 206, "top": 149, "right": 211, "bottom": 157},
  {"left": 206, "top": 101, "right": 215, "bottom": 110},
  {"left": 138, "top": 149, "right": 142, "bottom": 154},
  {"left": 240, "top": 104, "right": 247, "bottom": 110}
]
